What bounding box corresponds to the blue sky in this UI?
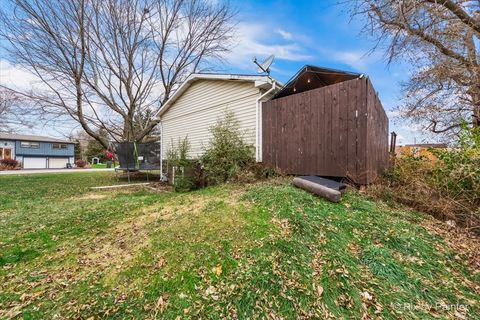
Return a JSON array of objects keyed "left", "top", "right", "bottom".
[
  {"left": 0, "top": 0, "right": 429, "bottom": 144},
  {"left": 219, "top": 0, "right": 426, "bottom": 144}
]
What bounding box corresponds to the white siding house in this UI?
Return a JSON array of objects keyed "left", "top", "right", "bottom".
[{"left": 158, "top": 74, "right": 281, "bottom": 162}]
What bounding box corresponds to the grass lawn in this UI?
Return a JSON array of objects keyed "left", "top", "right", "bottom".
[
  {"left": 90, "top": 163, "right": 108, "bottom": 169},
  {"left": 0, "top": 173, "right": 478, "bottom": 319}
]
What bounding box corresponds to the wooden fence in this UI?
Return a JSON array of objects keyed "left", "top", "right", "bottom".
[{"left": 262, "top": 77, "right": 388, "bottom": 185}]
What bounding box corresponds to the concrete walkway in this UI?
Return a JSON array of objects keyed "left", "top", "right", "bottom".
[{"left": 0, "top": 168, "right": 114, "bottom": 175}]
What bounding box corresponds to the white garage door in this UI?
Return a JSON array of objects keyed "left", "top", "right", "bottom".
[
  {"left": 48, "top": 158, "right": 69, "bottom": 169},
  {"left": 23, "top": 157, "right": 47, "bottom": 169}
]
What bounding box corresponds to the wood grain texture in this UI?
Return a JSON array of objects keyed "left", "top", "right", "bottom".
[{"left": 262, "top": 78, "right": 388, "bottom": 185}]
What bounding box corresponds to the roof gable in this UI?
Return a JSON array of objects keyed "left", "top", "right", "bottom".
[{"left": 157, "top": 73, "right": 277, "bottom": 117}]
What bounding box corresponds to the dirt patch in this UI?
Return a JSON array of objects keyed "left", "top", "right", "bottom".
[
  {"left": 75, "top": 193, "right": 109, "bottom": 200},
  {"left": 57, "top": 189, "right": 243, "bottom": 278}
]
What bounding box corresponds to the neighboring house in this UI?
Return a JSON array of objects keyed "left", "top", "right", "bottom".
[
  {"left": 396, "top": 143, "right": 447, "bottom": 161},
  {"left": 157, "top": 73, "right": 281, "bottom": 161},
  {"left": 0, "top": 133, "right": 75, "bottom": 169}
]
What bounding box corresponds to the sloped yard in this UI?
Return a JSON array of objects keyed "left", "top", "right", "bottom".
[{"left": 0, "top": 173, "right": 478, "bottom": 319}]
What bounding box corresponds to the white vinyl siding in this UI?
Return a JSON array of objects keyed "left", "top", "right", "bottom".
[{"left": 161, "top": 79, "right": 261, "bottom": 159}]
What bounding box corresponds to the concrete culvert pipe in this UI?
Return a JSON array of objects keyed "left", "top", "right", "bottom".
[{"left": 293, "top": 177, "right": 342, "bottom": 202}]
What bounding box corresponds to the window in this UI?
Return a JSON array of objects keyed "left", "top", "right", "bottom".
[
  {"left": 20, "top": 141, "right": 40, "bottom": 148},
  {"left": 52, "top": 143, "right": 68, "bottom": 149}
]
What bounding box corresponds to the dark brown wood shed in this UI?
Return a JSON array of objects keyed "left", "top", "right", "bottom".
[{"left": 262, "top": 65, "right": 389, "bottom": 185}]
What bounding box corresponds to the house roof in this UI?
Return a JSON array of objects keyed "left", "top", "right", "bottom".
[
  {"left": 272, "top": 65, "right": 362, "bottom": 99},
  {"left": 0, "top": 133, "right": 73, "bottom": 144},
  {"left": 157, "top": 73, "right": 281, "bottom": 117},
  {"left": 402, "top": 143, "right": 448, "bottom": 148}
]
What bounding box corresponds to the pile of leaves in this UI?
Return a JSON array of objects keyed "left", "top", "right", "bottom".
[{"left": 369, "top": 126, "right": 480, "bottom": 235}]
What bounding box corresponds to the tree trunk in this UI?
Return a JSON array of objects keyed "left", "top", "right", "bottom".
[
  {"left": 471, "top": 86, "right": 480, "bottom": 128},
  {"left": 473, "top": 104, "right": 480, "bottom": 128},
  {"left": 123, "top": 118, "right": 135, "bottom": 142}
]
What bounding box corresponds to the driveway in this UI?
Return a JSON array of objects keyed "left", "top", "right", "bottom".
[{"left": 0, "top": 168, "right": 114, "bottom": 175}]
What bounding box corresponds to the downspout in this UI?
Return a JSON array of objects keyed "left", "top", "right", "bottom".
[
  {"left": 159, "top": 120, "right": 164, "bottom": 181},
  {"left": 255, "top": 80, "right": 277, "bottom": 162}
]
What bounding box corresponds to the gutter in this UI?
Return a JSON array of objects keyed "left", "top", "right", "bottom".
[{"left": 255, "top": 80, "right": 277, "bottom": 162}]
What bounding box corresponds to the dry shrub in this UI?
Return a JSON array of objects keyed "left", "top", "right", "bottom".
[
  {"left": 369, "top": 127, "right": 480, "bottom": 235},
  {"left": 75, "top": 159, "right": 87, "bottom": 168},
  {"left": 234, "top": 162, "right": 279, "bottom": 184},
  {"left": 0, "top": 159, "right": 19, "bottom": 170}
]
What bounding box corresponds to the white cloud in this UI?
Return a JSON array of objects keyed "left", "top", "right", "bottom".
[
  {"left": 316, "top": 48, "right": 384, "bottom": 73},
  {"left": 329, "top": 50, "right": 370, "bottom": 71},
  {"left": 275, "top": 28, "right": 293, "bottom": 40},
  {"left": 386, "top": 110, "right": 401, "bottom": 119},
  {"left": 0, "top": 60, "right": 45, "bottom": 91},
  {"left": 225, "top": 23, "right": 312, "bottom": 70}
]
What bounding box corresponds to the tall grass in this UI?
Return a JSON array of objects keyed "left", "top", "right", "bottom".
[{"left": 369, "top": 127, "right": 480, "bottom": 235}]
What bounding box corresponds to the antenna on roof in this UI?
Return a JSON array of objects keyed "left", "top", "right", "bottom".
[{"left": 253, "top": 54, "right": 275, "bottom": 75}]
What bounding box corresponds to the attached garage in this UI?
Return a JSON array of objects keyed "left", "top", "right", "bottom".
[
  {"left": 22, "top": 157, "right": 70, "bottom": 169},
  {"left": 23, "top": 157, "right": 47, "bottom": 169},
  {"left": 48, "top": 158, "right": 69, "bottom": 168}
]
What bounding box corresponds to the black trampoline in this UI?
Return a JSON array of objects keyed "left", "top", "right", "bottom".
[{"left": 114, "top": 142, "right": 161, "bottom": 182}]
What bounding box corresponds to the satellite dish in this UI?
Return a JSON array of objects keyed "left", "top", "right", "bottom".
[{"left": 253, "top": 54, "right": 275, "bottom": 75}]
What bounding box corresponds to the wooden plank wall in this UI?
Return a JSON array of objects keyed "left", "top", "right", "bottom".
[
  {"left": 365, "top": 78, "right": 389, "bottom": 184},
  {"left": 262, "top": 77, "right": 388, "bottom": 184}
]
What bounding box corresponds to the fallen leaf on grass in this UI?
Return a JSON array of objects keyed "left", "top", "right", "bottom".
[
  {"left": 205, "top": 286, "right": 220, "bottom": 300},
  {"left": 215, "top": 264, "right": 222, "bottom": 276},
  {"left": 361, "top": 291, "right": 373, "bottom": 302},
  {"left": 154, "top": 294, "right": 169, "bottom": 315},
  {"left": 205, "top": 286, "right": 216, "bottom": 295},
  {"left": 3, "top": 305, "right": 22, "bottom": 319}
]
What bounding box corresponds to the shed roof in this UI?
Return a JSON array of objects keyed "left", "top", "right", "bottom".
[
  {"left": 0, "top": 133, "right": 73, "bottom": 144},
  {"left": 272, "top": 65, "right": 362, "bottom": 99},
  {"left": 157, "top": 73, "right": 280, "bottom": 117}
]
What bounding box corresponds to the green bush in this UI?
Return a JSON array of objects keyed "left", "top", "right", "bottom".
[
  {"left": 430, "top": 126, "right": 480, "bottom": 194},
  {"left": 173, "top": 176, "right": 196, "bottom": 192},
  {"left": 370, "top": 126, "right": 480, "bottom": 234},
  {"left": 167, "top": 137, "right": 199, "bottom": 192},
  {"left": 201, "top": 111, "right": 255, "bottom": 184},
  {"left": 166, "top": 136, "right": 191, "bottom": 168}
]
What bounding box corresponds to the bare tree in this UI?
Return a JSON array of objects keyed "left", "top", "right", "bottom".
[
  {"left": 0, "top": 0, "right": 234, "bottom": 147},
  {"left": 0, "top": 88, "right": 33, "bottom": 133},
  {"left": 0, "top": 0, "right": 95, "bottom": 139},
  {"left": 348, "top": 0, "right": 480, "bottom": 137}
]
